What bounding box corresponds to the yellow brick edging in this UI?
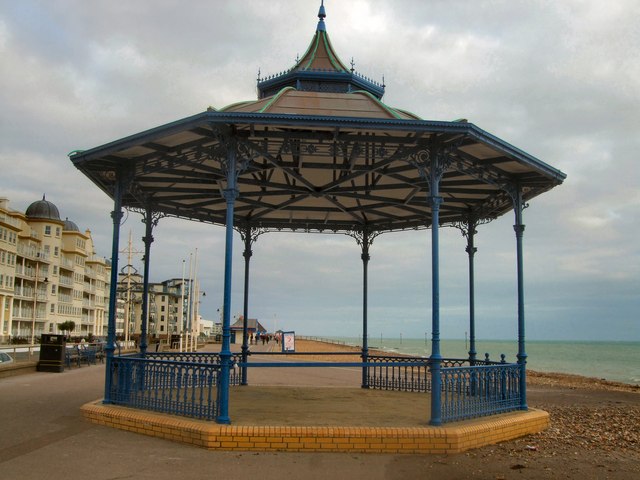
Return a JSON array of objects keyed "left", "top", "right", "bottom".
[{"left": 81, "top": 400, "right": 549, "bottom": 454}]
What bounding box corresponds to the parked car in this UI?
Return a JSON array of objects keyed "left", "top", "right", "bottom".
[{"left": 0, "top": 352, "right": 14, "bottom": 365}]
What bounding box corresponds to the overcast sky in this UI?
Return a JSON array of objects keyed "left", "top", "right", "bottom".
[{"left": 1, "top": 1, "right": 638, "bottom": 343}]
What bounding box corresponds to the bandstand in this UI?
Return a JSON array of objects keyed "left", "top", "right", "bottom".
[{"left": 71, "top": 2, "right": 566, "bottom": 435}]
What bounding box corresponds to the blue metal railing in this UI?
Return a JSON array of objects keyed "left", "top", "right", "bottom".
[
  {"left": 440, "top": 363, "right": 522, "bottom": 422},
  {"left": 107, "top": 353, "right": 242, "bottom": 420},
  {"left": 106, "top": 351, "right": 522, "bottom": 423},
  {"left": 144, "top": 352, "right": 221, "bottom": 363},
  {"left": 144, "top": 352, "right": 243, "bottom": 385},
  {"left": 366, "top": 355, "right": 430, "bottom": 392},
  {"left": 365, "top": 355, "right": 482, "bottom": 393},
  {"left": 366, "top": 354, "right": 522, "bottom": 421}
]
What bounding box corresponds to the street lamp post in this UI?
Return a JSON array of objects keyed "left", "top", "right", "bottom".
[{"left": 179, "top": 259, "right": 186, "bottom": 351}]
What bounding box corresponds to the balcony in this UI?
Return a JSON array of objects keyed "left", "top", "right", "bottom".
[
  {"left": 82, "top": 298, "right": 96, "bottom": 308},
  {"left": 59, "top": 257, "right": 74, "bottom": 271},
  {"left": 57, "top": 294, "right": 73, "bottom": 304},
  {"left": 12, "top": 287, "right": 47, "bottom": 300},
  {"left": 12, "top": 309, "right": 47, "bottom": 320},
  {"left": 0, "top": 212, "right": 20, "bottom": 228},
  {"left": 14, "top": 265, "right": 35, "bottom": 279}
]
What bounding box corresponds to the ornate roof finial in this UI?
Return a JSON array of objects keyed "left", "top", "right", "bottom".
[
  {"left": 317, "top": 0, "right": 326, "bottom": 32},
  {"left": 350, "top": 57, "right": 355, "bottom": 73}
]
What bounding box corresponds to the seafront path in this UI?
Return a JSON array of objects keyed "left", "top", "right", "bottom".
[
  {"left": 0, "top": 341, "right": 395, "bottom": 480},
  {"left": 1, "top": 341, "right": 638, "bottom": 480}
]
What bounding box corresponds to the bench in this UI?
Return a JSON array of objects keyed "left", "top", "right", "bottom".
[
  {"left": 64, "top": 343, "right": 107, "bottom": 368},
  {"left": 65, "top": 346, "right": 81, "bottom": 368}
]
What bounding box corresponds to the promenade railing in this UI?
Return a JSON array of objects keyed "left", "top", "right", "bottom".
[
  {"left": 106, "top": 350, "right": 521, "bottom": 424},
  {"left": 440, "top": 362, "right": 522, "bottom": 422},
  {"left": 365, "top": 354, "right": 522, "bottom": 422},
  {"left": 246, "top": 351, "right": 522, "bottom": 422},
  {"left": 107, "top": 352, "right": 242, "bottom": 420},
  {"left": 365, "top": 354, "right": 431, "bottom": 392}
]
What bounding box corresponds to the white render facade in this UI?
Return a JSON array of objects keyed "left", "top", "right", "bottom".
[
  {"left": 116, "top": 274, "right": 185, "bottom": 341},
  {"left": 0, "top": 197, "right": 111, "bottom": 343}
]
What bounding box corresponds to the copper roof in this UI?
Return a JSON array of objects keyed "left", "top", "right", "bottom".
[
  {"left": 293, "top": 8, "right": 349, "bottom": 73},
  {"left": 69, "top": 3, "right": 566, "bottom": 234},
  {"left": 256, "top": 3, "right": 385, "bottom": 101},
  {"left": 222, "top": 88, "right": 419, "bottom": 120}
]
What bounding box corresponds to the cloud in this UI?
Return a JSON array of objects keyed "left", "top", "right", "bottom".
[{"left": 0, "top": 1, "right": 638, "bottom": 341}]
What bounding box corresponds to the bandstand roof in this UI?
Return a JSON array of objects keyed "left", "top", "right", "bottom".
[{"left": 69, "top": 5, "right": 566, "bottom": 234}]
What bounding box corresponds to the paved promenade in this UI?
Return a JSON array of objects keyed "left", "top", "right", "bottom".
[
  {"left": 0, "top": 344, "right": 442, "bottom": 480},
  {"left": 2, "top": 342, "right": 637, "bottom": 479}
]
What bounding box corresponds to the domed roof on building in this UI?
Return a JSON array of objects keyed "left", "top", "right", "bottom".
[
  {"left": 63, "top": 217, "right": 80, "bottom": 232},
  {"left": 25, "top": 195, "right": 61, "bottom": 221}
]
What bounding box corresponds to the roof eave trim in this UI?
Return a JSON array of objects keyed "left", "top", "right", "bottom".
[
  {"left": 465, "top": 125, "right": 567, "bottom": 183},
  {"left": 69, "top": 111, "right": 566, "bottom": 182}
]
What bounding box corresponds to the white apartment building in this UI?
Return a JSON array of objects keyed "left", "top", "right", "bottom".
[
  {"left": 116, "top": 274, "right": 185, "bottom": 341},
  {"left": 0, "top": 196, "right": 111, "bottom": 343}
]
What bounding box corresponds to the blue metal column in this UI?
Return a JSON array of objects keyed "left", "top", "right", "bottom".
[
  {"left": 139, "top": 207, "right": 154, "bottom": 355},
  {"left": 104, "top": 172, "right": 124, "bottom": 404},
  {"left": 465, "top": 218, "right": 478, "bottom": 365},
  {"left": 217, "top": 140, "right": 238, "bottom": 424},
  {"left": 513, "top": 187, "right": 528, "bottom": 410},
  {"left": 241, "top": 226, "right": 252, "bottom": 386},
  {"left": 360, "top": 230, "right": 370, "bottom": 389},
  {"left": 428, "top": 156, "right": 444, "bottom": 426}
]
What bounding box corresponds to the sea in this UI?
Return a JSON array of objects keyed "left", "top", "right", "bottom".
[{"left": 317, "top": 336, "right": 640, "bottom": 386}]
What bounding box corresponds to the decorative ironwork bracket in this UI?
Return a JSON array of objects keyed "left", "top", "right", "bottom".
[
  {"left": 108, "top": 166, "right": 136, "bottom": 225},
  {"left": 345, "top": 227, "right": 381, "bottom": 259},
  {"left": 235, "top": 225, "right": 269, "bottom": 259},
  {"left": 452, "top": 215, "right": 493, "bottom": 240},
  {"left": 128, "top": 207, "right": 167, "bottom": 230},
  {"left": 502, "top": 184, "right": 530, "bottom": 214},
  {"left": 407, "top": 136, "right": 464, "bottom": 192}
]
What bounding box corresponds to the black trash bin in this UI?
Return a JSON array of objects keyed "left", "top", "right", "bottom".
[{"left": 37, "top": 334, "right": 66, "bottom": 372}]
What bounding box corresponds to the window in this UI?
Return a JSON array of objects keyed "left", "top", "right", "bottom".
[
  {"left": 50, "top": 303, "right": 55, "bottom": 313},
  {"left": 54, "top": 246, "right": 59, "bottom": 257},
  {"left": 53, "top": 265, "right": 58, "bottom": 275},
  {"left": 51, "top": 284, "right": 57, "bottom": 295},
  {"left": 55, "top": 227, "right": 61, "bottom": 237},
  {"left": 44, "top": 225, "right": 51, "bottom": 236},
  {"left": 160, "top": 325, "right": 164, "bottom": 331}
]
